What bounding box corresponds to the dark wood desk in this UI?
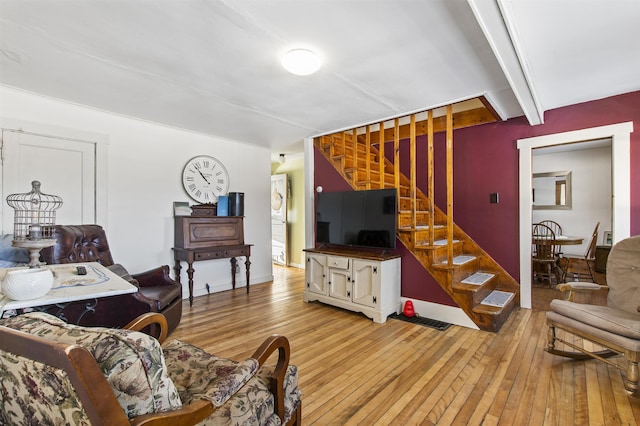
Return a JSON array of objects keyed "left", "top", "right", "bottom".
[
  {"left": 173, "top": 245, "right": 251, "bottom": 306},
  {"left": 173, "top": 215, "right": 251, "bottom": 306}
]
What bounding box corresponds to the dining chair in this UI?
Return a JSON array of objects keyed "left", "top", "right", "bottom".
[
  {"left": 532, "top": 223, "right": 564, "bottom": 285},
  {"left": 539, "top": 220, "right": 564, "bottom": 257},
  {"left": 563, "top": 221, "right": 600, "bottom": 282}
]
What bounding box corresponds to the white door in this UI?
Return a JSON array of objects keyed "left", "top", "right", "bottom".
[
  {"left": 1, "top": 130, "right": 97, "bottom": 234},
  {"left": 271, "top": 174, "right": 288, "bottom": 265}
]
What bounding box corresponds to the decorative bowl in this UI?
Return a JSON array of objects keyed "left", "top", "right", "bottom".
[{"left": 1, "top": 268, "right": 54, "bottom": 300}]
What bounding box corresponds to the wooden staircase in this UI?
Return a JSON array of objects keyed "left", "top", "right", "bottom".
[{"left": 313, "top": 103, "right": 520, "bottom": 332}]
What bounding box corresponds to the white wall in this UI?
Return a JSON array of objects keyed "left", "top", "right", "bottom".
[
  {"left": 0, "top": 86, "right": 273, "bottom": 298},
  {"left": 532, "top": 145, "right": 611, "bottom": 256}
]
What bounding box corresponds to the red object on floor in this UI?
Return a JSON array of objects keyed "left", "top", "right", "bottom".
[{"left": 403, "top": 300, "right": 415, "bottom": 318}]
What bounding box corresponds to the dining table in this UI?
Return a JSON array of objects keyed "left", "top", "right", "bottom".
[{"left": 532, "top": 235, "right": 584, "bottom": 246}]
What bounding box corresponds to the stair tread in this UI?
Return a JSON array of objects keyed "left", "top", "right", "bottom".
[
  {"left": 479, "top": 290, "right": 515, "bottom": 308},
  {"left": 433, "top": 239, "right": 461, "bottom": 246},
  {"left": 460, "top": 272, "right": 494, "bottom": 285},
  {"left": 440, "top": 255, "right": 476, "bottom": 265},
  {"left": 398, "top": 224, "right": 446, "bottom": 231}
]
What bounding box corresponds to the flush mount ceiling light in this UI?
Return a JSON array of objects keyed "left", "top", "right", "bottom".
[{"left": 281, "top": 48, "right": 321, "bottom": 76}]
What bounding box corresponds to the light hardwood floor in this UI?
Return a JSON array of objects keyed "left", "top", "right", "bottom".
[{"left": 171, "top": 266, "right": 639, "bottom": 425}]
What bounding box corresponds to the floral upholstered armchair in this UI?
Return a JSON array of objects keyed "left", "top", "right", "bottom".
[{"left": 0, "top": 312, "right": 301, "bottom": 425}]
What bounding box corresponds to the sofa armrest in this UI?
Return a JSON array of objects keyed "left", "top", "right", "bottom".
[
  {"left": 251, "top": 335, "right": 291, "bottom": 422},
  {"left": 133, "top": 265, "right": 179, "bottom": 289}
]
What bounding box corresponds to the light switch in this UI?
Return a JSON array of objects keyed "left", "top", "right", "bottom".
[{"left": 490, "top": 193, "right": 499, "bottom": 204}]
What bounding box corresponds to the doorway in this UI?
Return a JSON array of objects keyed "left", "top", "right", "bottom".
[
  {"left": 271, "top": 173, "right": 288, "bottom": 265},
  {"left": 517, "top": 122, "right": 632, "bottom": 309}
]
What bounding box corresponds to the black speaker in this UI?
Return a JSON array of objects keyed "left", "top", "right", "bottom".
[{"left": 229, "top": 192, "right": 244, "bottom": 216}]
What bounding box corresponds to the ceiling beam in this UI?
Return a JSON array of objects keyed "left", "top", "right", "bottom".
[{"left": 467, "top": 0, "right": 544, "bottom": 125}]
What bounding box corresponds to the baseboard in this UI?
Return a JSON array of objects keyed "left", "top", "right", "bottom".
[{"left": 400, "top": 297, "right": 479, "bottom": 330}]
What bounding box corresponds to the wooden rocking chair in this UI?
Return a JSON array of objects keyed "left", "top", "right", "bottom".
[{"left": 546, "top": 235, "right": 640, "bottom": 395}]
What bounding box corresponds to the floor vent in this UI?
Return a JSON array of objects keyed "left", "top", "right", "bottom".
[{"left": 388, "top": 313, "right": 452, "bottom": 331}]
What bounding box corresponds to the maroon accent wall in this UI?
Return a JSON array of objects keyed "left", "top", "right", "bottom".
[
  {"left": 314, "top": 144, "right": 456, "bottom": 306},
  {"left": 314, "top": 90, "right": 640, "bottom": 305}
]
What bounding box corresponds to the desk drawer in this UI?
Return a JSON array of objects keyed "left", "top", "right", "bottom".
[
  {"left": 327, "top": 256, "right": 349, "bottom": 269},
  {"left": 195, "top": 247, "right": 249, "bottom": 261},
  {"left": 175, "top": 216, "right": 244, "bottom": 249}
]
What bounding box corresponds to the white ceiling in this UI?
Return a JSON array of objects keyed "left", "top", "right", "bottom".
[{"left": 1, "top": 0, "right": 639, "bottom": 156}]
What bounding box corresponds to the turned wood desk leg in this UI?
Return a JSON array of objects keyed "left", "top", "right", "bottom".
[
  {"left": 173, "top": 260, "right": 182, "bottom": 284},
  {"left": 245, "top": 256, "right": 251, "bottom": 294},
  {"left": 230, "top": 257, "right": 237, "bottom": 289},
  {"left": 186, "top": 262, "right": 195, "bottom": 307}
]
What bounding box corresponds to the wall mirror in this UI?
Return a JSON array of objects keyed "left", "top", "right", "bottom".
[{"left": 532, "top": 171, "right": 572, "bottom": 210}]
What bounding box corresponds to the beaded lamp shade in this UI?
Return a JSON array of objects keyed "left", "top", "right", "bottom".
[{"left": 6, "top": 181, "right": 63, "bottom": 241}]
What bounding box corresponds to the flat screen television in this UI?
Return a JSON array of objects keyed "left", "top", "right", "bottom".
[{"left": 315, "top": 188, "right": 397, "bottom": 250}]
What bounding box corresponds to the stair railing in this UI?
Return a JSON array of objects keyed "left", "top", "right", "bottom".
[
  {"left": 445, "top": 105, "right": 454, "bottom": 265},
  {"left": 427, "top": 110, "right": 435, "bottom": 247}
]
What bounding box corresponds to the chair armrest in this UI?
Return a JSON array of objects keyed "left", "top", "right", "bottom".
[
  {"left": 251, "top": 335, "right": 291, "bottom": 422},
  {"left": 124, "top": 313, "right": 169, "bottom": 344},
  {"left": 130, "top": 399, "right": 213, "bottom": 426},
  {"left": 132, "top": 265, "right": 179, "bottom": 289},
  {"left": 556, "top": 282, "right": 609, "bottom": 304}
]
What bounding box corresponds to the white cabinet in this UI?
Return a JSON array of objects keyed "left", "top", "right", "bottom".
[{"left": 303, "top": 250, "right": 401, "bottom": 323}]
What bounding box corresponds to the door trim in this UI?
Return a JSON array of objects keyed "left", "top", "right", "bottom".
[
  {"left": 517, "top": 121, "right": 633, "bottom": 309},
  {"left": 0, "top": 118, "right": 109, "bottom": 230}
]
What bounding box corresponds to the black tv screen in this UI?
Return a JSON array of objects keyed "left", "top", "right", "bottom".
[{"left": 315, "top": 188, "right": 397, "bottom": 250}]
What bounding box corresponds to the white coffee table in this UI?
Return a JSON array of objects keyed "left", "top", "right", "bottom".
[{"left": 0, "top": 262, "right": 137, "bottom": 317}]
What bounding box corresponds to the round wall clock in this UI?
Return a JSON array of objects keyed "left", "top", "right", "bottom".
[{"left": 182, "top": 155, "right": 230, "bottom": 204}]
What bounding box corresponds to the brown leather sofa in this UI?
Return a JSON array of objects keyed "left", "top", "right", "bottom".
[{"left": 40, "top": 224, "right": 182, "bottom": 336}]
